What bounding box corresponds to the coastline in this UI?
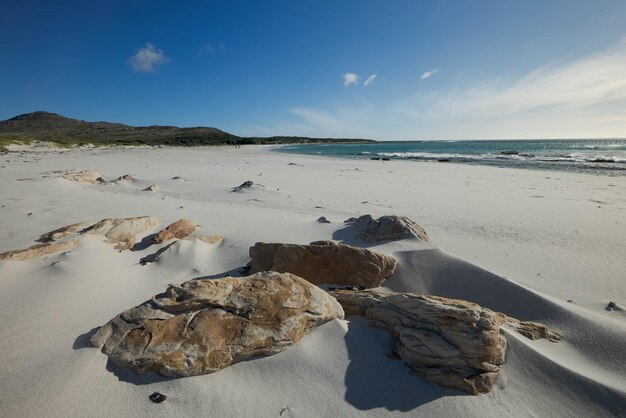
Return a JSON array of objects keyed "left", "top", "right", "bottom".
[{"left": 1, "top": 144, "right": 624, "bottom": 417}]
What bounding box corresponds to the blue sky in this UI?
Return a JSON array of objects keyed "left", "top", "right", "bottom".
[{"left": 1, "top": 0, "right": 626, "bottom": 140}]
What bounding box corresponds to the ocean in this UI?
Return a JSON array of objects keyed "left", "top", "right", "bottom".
[{"left": 275, "top": 139, "right": 626, "bottom": 176}]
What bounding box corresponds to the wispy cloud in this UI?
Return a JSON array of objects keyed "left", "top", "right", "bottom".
[
  {"left": 343, "top": 72, "right": 360, "bottom": 86},
  {"left": 364, "top": 74, "right": 377, "bottom": 87},
  {"left": 129, "top": 43, "right": 170, "bottom": 72},
  {"left": 198, "top": 42, "right": 226, "bottom": 56},
  {"left": 420, "top": 69, "right": 438, "bottom": 80}
]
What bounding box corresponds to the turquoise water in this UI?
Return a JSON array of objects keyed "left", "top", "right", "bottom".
[{"left": 276, "top": 139, "right": 626, "bottom": 175}]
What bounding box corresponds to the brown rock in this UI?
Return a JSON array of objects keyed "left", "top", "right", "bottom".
[
  {"left": 153, "top": 219, "right": 196, "bottom": 243},
  {"left": 37, "top": 221, "right": 95, "bottom": 243},
  {"left": 249, "top": 241, "right": 397, "bottom": 289},
  {"left": 0, "top": 239, "right": 79, "bottom": 261},
  {"left": 351, "top": 215, "right": 431, "bottom": 243},
  {"left": 330, "top": 290, "right": 507, "bottom": 395},
  {"left": 62, "top": 169, "right": 104, "bottom": 184},
  {"left": 91, "top": 272, "right": 344, "bottom": 377},
  {"left": 505, "top": 318, "right": 561, "bottom": 342},
  {"left": 83, "top": 216, "right": 159, "bottom": 250}
]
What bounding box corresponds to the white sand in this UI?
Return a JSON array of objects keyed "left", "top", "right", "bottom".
[{"left": 0, "top": 145, "right": 624, "bottom": 417}]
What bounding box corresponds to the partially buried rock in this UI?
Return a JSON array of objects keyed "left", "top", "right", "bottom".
[
  {"left": 152, "top": 219, "right": 196, "bottom": 243},
  {"left": 231, "top": 180, "right": 258, "bottom": 192},
  {"left": 91, "top": 272, "right": 344, "bottom": 377},
  {"left": 0, "top": 239, "right": 79, "bottom": 261},
  {"left": 37, "top": 221, "right": 95, "bottom": 243},
  {"left": 350, "top": 214, "right": 431, "bottom": 243},
  {"left": 83, "top": 216, "right": 159, "bottom": 250},
  {"left": 143, "top": 184, "right": 159, "bottom": 192},
  {"left": 249, "top": 241, "right": 397, "bottom": 289},
  {"left": 194, "top": 235, "right": 224, "bottom": 244},
  {"left": 116, "top": 174, "right": 133, "bottom": 182},
  {"left": 316, "top": 216, "right": 331, "bottom": 224},
  {"left": 62, "top": 169, "right": 104, "bottom": 184},
  {"left": 331, "top": 290, "right": 506, "bottom": 395}
]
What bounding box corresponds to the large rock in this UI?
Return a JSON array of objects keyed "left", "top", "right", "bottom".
[
  {"left": 249, "top": 241, "right": 397, "bottom": 289},
  {"left": 152, "top": 219, "right": 196, "bottom": 243},
  {"left": 0, "top": 239, "right": 79, "bottom": 261},
  {"left": 37, "top": 221, "right": 95, "bottom": 243},
  {"left": 330, "top": 290, "right": 507, "bottom": 395},
  {"left": 84, "top": 216, "right": 159, "bottom": 250},
  {"left": 350, "top": 215, "right": 431, "bottom": 243},
  {"left": 62, "top": 169, "right": 104, "bottom": 184},
  {"left": 91, "top": 272, "right": 344, "bottom": 377}
]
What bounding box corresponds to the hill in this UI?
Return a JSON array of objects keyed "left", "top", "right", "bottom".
[{"left": 0, "top": 111, "right": 374, "bottom": 148}]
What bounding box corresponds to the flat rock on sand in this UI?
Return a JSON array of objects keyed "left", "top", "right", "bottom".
[
  {"left": 83, "top": 216, "right": 159, "bottom": 250},
  {"left": 351, "top": 214, "right": 431, "bottom": 243},
  {"left": 0, "top": 239, "right": 79, "bottom": 261},
  {"left": 152, "top": 219, "right": 196, "bottom": 243},
  {"left": 331, "top": 290, "right": 506, "bottom": 395},
  {"left": 37, "top": 221, "right": 95, "bottom": 243},
  {"left": 61, "top": 169, "right": 104, "bottom": 184},
  {"left": 91, "top": 272, "right": 344, "bottom": 377},
  {"left": 249, "top": 240, "right": 398, "bottom": 289}
]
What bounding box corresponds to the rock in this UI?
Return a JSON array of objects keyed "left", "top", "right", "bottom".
[
  {"left": 152, "top": 219, "right": 196, "bottom": 243},
  {"left": 316, "top": 216, "right": 331, "bottom": 224},
  {"left": 231, "top": 180, "right": 255, "bottom": 192},
  {"left": 37, "top": 221, "right": 95, "bottom": 242},
  {"left": 84, "top": 216, "right": 160, "bottom": 250},
  {"left": 62, "top": 169, "right": 104, "bottom": 184},
  {"left": 194, "top": 235, "right": 225, "bottom": 244},
  {"left": 149, "top": 392, "right": 167, "bottom": 403},
  {"left": 91, "top": 272, "right": 344, "bottom": 377},
  {"left": 500, "top": 150, "right": 519, "bottom": 155},
  {"left": 143, "top": 184, "right": 159, "bottom": 192},
  {"left": 350, "top": 215, "right": 431, "bottom": 243},
  {"left": 249, "top": 241, "right": 397, "bottom": 289},
  {"left": 116, "top": 174, "right": 133, "bottom": 182},
  {"left": 504, "top": 318, "right": 561, "bottom": 342},
  {"left": 0, "top": 239, "right": 79, "bottom": 261},
  {"left": 330, "top": 290, "right": 506, "bottom": 395}
]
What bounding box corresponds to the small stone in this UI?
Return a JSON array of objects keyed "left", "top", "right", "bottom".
[
  {"left": 149, "top": 392, "right": 167, "bottom": 403},
  {"left": 316, "top": 216, "right": 331, "bottom": 223}
]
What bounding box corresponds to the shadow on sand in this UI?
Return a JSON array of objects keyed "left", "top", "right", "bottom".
[{"left": 342, "top": 318, "right": 460, "bottom": 411}]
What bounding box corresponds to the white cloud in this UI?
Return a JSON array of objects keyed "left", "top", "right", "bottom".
[
  {"left": 343, "top": 72, "right": 360, "bottom": 86},
  {"left": 364, "top": 74, "right": 377, "bottom": 87},
  {"left": 129, "top": 43, "right": 170, "bottom": 72},
  {"left": 420, "top": 69, "right": 438, "bottom": 80}
]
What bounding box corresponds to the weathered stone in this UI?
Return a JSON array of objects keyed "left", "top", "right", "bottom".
[
  {"left": 91, "top": 272, "right": 344, "bottom": 377},
  {"left": 84, "top": 216, "right": 159, "bottom": 250},
  {"left": 62, "top": 169, "right": 104, "bottom": 184},
  {"left": 505, "top": 318, "right": 561, "bottom": 342},
  {"left": 330, "top": 290, "right": 507, "bottom": 395},
  {"left": 143, "top": 184, "right": 159, "bottom": 191},
  {"left": 194, "top": 235, "right": 224, "bottom": 244},
  {"left": 350, "top": 215, "right": 431, "bottom": 243},
  {"left": 116, "top": 174, "right": 133, "bottom": 182},
  {"left": 153, "top": 219, "right": 196, "bottom": 243},
  {"left": 0, "top": 239, "right": 79, "bottom": 261},
  {"left": 316, "top": 216, "right": 331, "bottom": 224},
  {"left": 37, "top": 221, "right": 95, "bottom": 242},
  {"left": 249, "top": 241, "right": 397, "bottom": 289}
]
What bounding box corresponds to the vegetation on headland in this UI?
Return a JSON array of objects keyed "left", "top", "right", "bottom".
[{"left": 0, "top": 111, "right": 375, "bottom": 149}]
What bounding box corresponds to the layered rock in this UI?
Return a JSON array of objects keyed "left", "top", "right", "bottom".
[
  {"left": 350, "top": 215, "right": 431, "bottom": 243},
  {"left": 330, "top": 290, "right": 507, "bottom": 395},
  {"left": 249, "top": 241, "right": 397, "bottom": 289},
  {"left": 84, "top": 216, "right": 159, "bottom": 250},
  {"left": 153, "top": 219, "right": 196, "bottom": 243},
  {"left": 62, "top": 169, "right": 104, "bottom": 184},
  {"left": 194, "top": 235, "right": 225, "bottom": 244},
  {"left": 0, "top": 239, "right": 79, "bottom": 261},
  {"left": 91, "top": 272, "right": 344, "bottom": 377},
  {"left": 505, "top": 318, "right": 561, "bottom": 342},
  {"left": 37, "top": 221, "right": 95, "bottom": 242}
]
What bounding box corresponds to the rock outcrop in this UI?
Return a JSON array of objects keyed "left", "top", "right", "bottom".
[
  {"left": 249, "top": 241, "right": 397, "bottom": 289},
  {"left": 91, "top": 272, "right": 344, "bottom": 377},
  {"left": 331, "top": 290, "right": 506, "bottom": 395},
  {"left": 37, "top": 221, "right": 95, "bottom": 242},
  {"left": 62, "top": 169, "right": 104, "bottom": 184},
  {"left": 349, "top": 215, "right": 431, "bottom": 243},
  {"left": 505, "top": 318, "right": 561, "bottom": 342},
  {"left": 0, "top": 239, "right": 79, "bottom": 261},
  {"left": 84, "top": 216, "right": 159, "bottom": 250},
  {"left": 153, "top": 219, "right": 196, "bottom": 243}
]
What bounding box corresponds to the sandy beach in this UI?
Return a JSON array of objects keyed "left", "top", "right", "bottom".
[{"left": 1, "top": 144, "right": 625, "bottom": 417}]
